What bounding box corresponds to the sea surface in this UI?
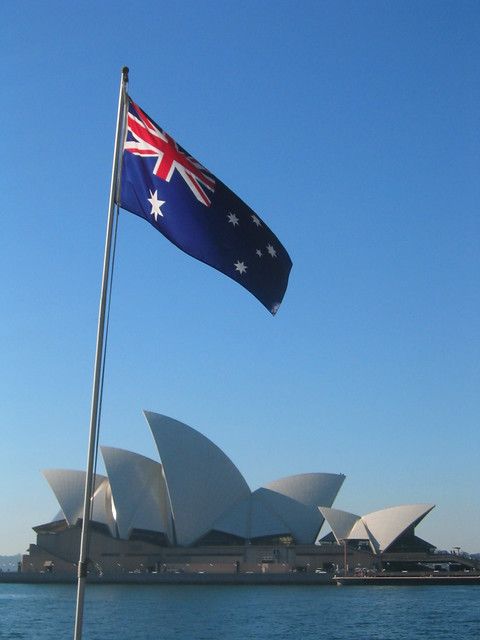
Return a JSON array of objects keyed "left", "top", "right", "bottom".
[{"left": 1, "top": 583, "right": 478, "bottom": 639}]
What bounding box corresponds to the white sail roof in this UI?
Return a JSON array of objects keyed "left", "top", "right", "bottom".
[
  {"left": 43, "top": 469, "right": 114, "bottom": 534},
  {"left": 253, "top": 488, "right": 321, "bottom": 543},
  {"left": 212, "top": 492, "right": 291, "bottom": 540},
  {"left": 348, "top": 518, "right": 370, "bottom": 540},
  {"left": 145, "top": 411, "right": 251, "bottom": 546},
  {"left": 265, "top": 473, "right": 345, "bottom": 509},
  {"left": 318, "top": 506, "right": 361, "bottom": 542},
  {"left": 212, "top": 495, "right": 251, "bottom": 539},
  {"left": 42, "top": 413, "right": 349, "bottom": 548},
  {"left": 319, "top": 504, "right": 435, "bottom": 553},
  {"left": 260, "top": 473, "right": 346, "bottom": 543},
  {"left": 101, "top": 446, "right": 170, "bottom": 541},
  {"left": 362, "top": 504, "right": 435, "bottom": 553},
  {"left": 249, "top": 491, "right": 292, "bottom": 539}
]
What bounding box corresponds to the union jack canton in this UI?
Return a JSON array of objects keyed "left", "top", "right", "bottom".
[{"left": 117, "top": 97, "right": 292, "bottom": 314}]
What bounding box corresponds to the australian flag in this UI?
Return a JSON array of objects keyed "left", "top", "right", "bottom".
[{"left": 116, "top": 97, "right": 292, "bottom": 314}]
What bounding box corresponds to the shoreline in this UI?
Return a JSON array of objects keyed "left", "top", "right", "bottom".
[
  {"left": 336, "top": 574, "right": 480, "bottom": 586},
  {"left": 0, "top": 572, "right": 332, "bottom": 586},
  {"left": 1, "top": 571, "right": 479, "bottom": 586}
]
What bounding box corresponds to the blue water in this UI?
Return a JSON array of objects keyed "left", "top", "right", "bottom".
[{"left": 0, "top": 584, "right": 478, "bottom": 639}]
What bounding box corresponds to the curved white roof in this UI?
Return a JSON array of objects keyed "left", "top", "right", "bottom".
[
  {"left": 347, "top": 517, "right": 370, "bottom": 540},
  {"left": 265, "top": 473, "right": 345, "bottom": 509},
  {"left": 249, "top": 491, "right": 292, "bottom": 539},
  {"left": 212, "top": 495, "right": 251, "bottom": 539},
  {"left": 42, "top": 414, "right": 348, "bottom": 547},
  {"left": 213, "top": 492, "right": 291, "bottom": 540},
  {"left": 259, "top": 473, "right": 345, "bottom": 544},
  {"left": 362, "top": 504, "right": 435, "bottom": 553},
  {"left": 253, "top": 488, "right": 321, "bottom": 544},
  {"left": 145, "top": 411, "right": 251, "bottom": 546},
  {"left": 319, "top": 504, "right": 435, "bottom": 553},
  {"left": 101, "top": 446, "right": 170, "bottom": 541},
  {"left": 43, "top": 469, "right": 114, "bottom": 534},
  {"left": 318, "top": 506, "right": 361, "bottom": 542}
]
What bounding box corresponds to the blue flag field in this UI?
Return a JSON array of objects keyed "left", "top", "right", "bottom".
[{"left": 117, "top": 98, "right": 292, "bottom": 314}]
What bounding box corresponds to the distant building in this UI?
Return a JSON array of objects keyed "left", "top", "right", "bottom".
[{"left": 24, "top": 412, "right": 440, "bottom": 575}]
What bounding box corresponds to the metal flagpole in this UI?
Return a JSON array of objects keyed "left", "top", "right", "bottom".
[{"left": 73, "top": 66, "right": 129, "bottom": 640}]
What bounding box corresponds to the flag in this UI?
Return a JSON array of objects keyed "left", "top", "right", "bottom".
[{"left": 116, "top": 97, "right": 292, "bottom": 314}]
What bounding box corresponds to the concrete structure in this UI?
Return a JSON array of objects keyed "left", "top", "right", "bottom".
[
  {"left": 23, "top": 411, "right": 446, "bottom": 576},
  {"left": 319, "top": 504, "right": 435, "bottom": 554},
  {"left": 40, "top": 413, "right": 345, "bottom": 549}
]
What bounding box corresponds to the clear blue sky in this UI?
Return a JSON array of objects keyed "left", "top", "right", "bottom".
[{"left": 1, "top": 1, "right": 478, "bottom": 555}]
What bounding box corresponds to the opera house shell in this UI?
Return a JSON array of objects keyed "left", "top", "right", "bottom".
[
  {"left": 24, "top": 412, "right": 438, "bottom": 575},
  {"left": 319, "top": 504, "right": 435, "bottom": 554},
  {"left": 42, "top": 412, "right": 346, "bottom": 547}
]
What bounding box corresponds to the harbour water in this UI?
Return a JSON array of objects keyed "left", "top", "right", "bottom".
[{"left": 1, "top": 583, "right": 478, "bottom": 639}]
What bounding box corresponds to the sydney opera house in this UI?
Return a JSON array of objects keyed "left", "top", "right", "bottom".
[{"left": 23, "top": 411, "right": 439, "bottom": 575}]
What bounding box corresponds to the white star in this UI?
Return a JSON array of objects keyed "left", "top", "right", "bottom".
[
  {"left": 256, "top": 249, "right": 263, "bottom": 257},
  {"left": 267, "top": 244, "right": 277, "bottom": 258},
  {"left": 251, "top": 214, "right": 261, "bottom": 227},
  {"left": 147, "top": 190, "right": 165, "bottom": 221},
  {"left": 227, "top": 212, "right": 239, "bottom": 226},
  {"left": 234, "top": 260, "right": 247, "bottom": 275}
]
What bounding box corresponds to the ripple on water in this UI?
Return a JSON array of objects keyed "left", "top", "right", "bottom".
[{"left": 0, "top": 584, "right": 478, "bottom": 640}]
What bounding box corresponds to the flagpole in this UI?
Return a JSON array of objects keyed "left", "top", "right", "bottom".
[{"left": 73, "top": 66, "right": 129, "bottom": 640}]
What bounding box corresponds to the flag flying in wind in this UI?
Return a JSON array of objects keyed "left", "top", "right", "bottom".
[{"left": 117, "top": 97, "right": 292, "bottom": 314}]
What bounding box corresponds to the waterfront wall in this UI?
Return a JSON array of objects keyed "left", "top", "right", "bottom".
[{"left": 23, "top": 526, "right": 374, "bottom": 576}]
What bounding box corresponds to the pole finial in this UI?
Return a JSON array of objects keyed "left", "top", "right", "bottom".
[{"left": 122, "top": 66, "right": 129, "bottom": 83}]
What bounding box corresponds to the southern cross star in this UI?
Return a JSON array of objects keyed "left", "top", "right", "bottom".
[
  {"left": 234, "top": 260, "right": 247, "bottom": 275},
  {"left": 251, "top": 215, "right": 261, "bottom": 227},
  {"left": 147, "top": 189, "right": 165, "bottom": 221},
  {"left": 227, "top": 212, "right": 239, "bottom": 226},
  {"left": 267, "top": 244, "right": 277, "bottom": 258}
]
